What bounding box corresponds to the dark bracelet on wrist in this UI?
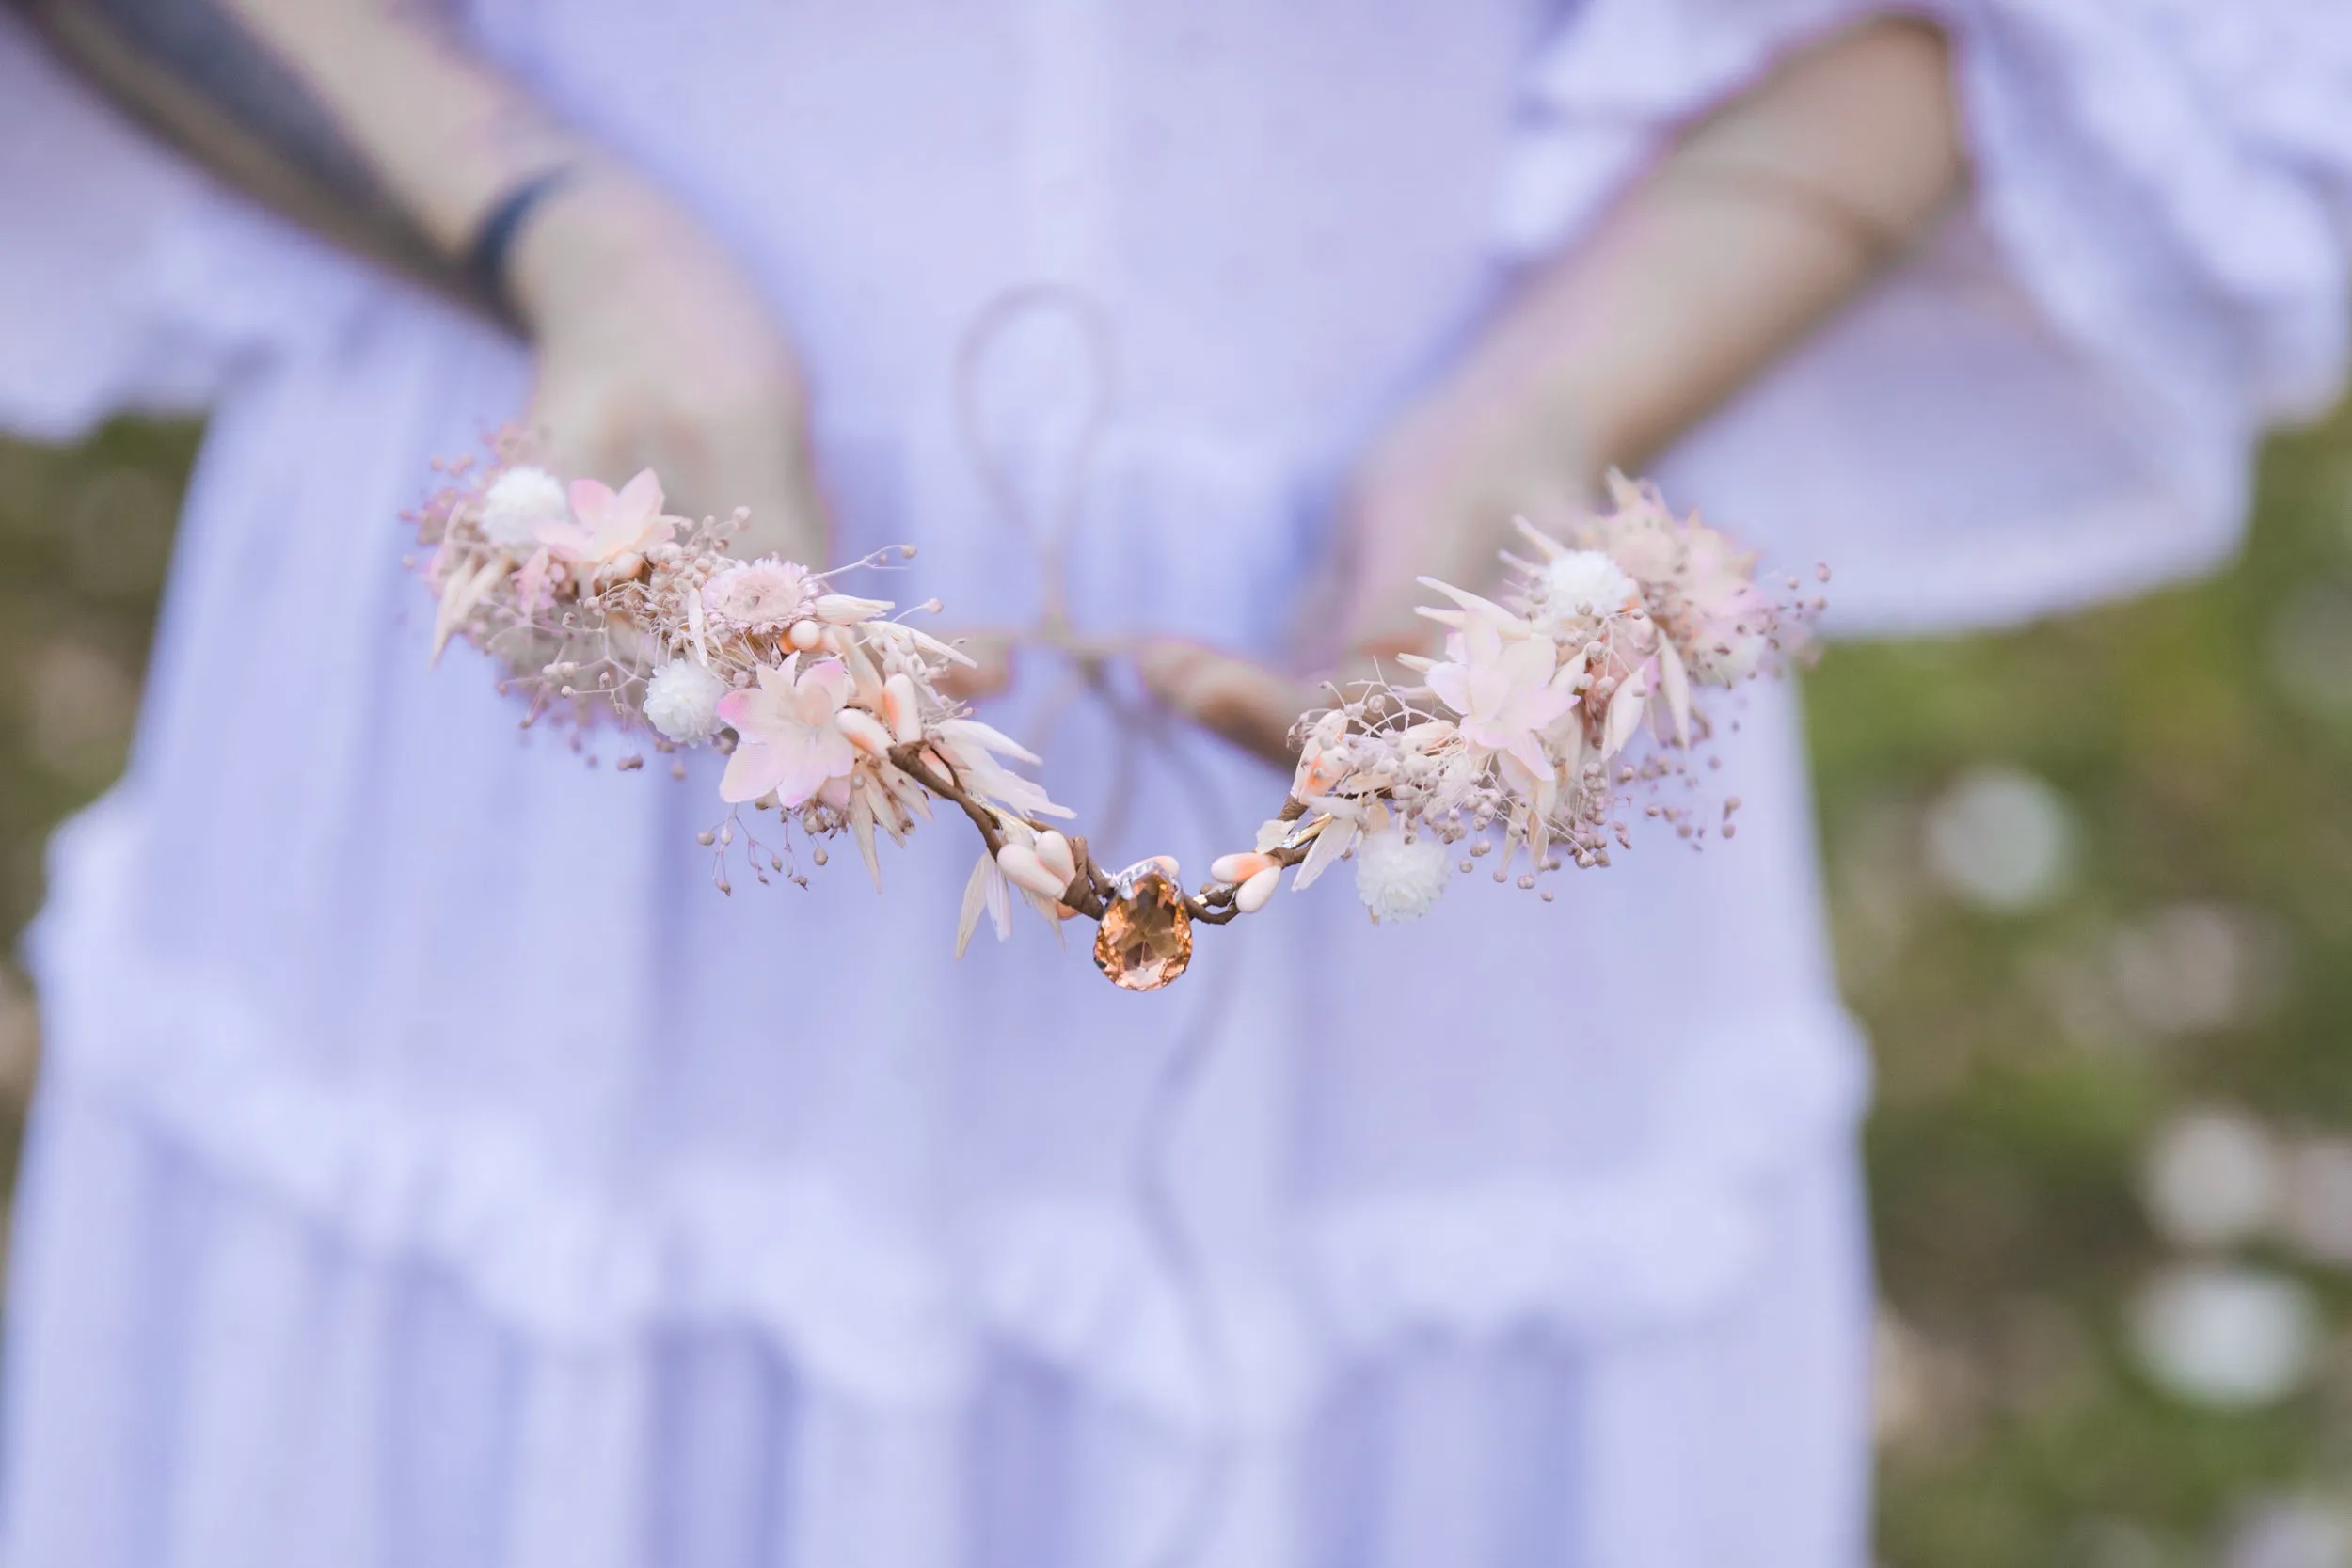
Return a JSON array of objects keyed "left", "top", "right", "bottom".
[{"left": 465, "top": 164, "right": 580, "bottom": 324}]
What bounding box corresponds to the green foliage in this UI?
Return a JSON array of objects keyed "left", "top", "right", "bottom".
[{"left": 1824, "top": 400, "right": 2352, "bottom": 1563}]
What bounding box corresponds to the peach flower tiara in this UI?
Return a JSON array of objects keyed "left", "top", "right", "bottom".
[{"left": 407, "top": 438, "right": 1824, "bottom": 991}]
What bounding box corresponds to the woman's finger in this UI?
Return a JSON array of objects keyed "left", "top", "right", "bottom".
[
  {"left": 934, "top": 633, "right": 1016, "bottom": 705},
  {"left": 1133, "top": 637, "right": 1313, "bottom": 771}
]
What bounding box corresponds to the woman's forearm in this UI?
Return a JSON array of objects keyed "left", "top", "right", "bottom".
[
  {"left": 1438, "top": 16, "right": 1966, "bottom": 486},
  {"left": 10, "top": 0, "right": 603, "bottom": 323}
]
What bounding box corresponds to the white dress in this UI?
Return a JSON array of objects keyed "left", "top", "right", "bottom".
[{"left": 0, "top": 3, "right": 2344, "bottom": 1565}]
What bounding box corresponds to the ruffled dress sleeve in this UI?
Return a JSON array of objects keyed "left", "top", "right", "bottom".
[
  {"left": 0, "top": 10, "right": 372, "bottom": 440},
  {"left": 1500, "top": 0, "right": 2352, "bottom": 634}
]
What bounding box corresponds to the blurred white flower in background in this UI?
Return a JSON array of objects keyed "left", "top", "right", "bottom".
[
  {"left": 2223, "top": 1497, "right": 2352, "bottom": 1568},
  {"left": 2141, "top": 1106, "right": 2282, "bottom": 1248},
  {"left": 1921, "top": 766, "right": 2074, "bottom": 912},
  {"left": 1871, "top": 1306, "right": 1978, "bottom": 1449},
  {"left": 27, "top": 640, "right": 138, "bottom": 787},
  {"left": 2108, "top": 903, "right": 2282, "bottom": 1037},
  {"left": 2130, "top": 1263, "right": 2319, "bottom": 1409},
  {"left": 2280, "top": 1138, "right": 2352, "bottom": 1269}
]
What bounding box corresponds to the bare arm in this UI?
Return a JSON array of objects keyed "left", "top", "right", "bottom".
[
  {"left": 1142, "top": 16, "right": 1967, "bottom": 762},
  {"left": 9, "top": 0, "right": 830, "bottom": 559},
  {"left": 9, "top": 0, "right": 597, "bottom": 322}
]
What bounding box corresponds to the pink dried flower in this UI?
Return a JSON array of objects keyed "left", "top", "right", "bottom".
[
  {"left": 702, "top": 558, "right": 815, "bottom": 631},
  {"left": 1424, "top": 614, "right": 1577, "bottom": 779},
  {"left": 713, "top": 655, "right": 858, "bottom": 806},
  {"left": 536, "top": 469, "right": 679, "bottom": 566}
]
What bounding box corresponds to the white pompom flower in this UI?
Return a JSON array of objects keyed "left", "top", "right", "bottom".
[
  {"left": 1536, "top": 548, "right": 1638, "bottom": 623},
  {"left": 644, "top": 659, "right": 729, "bottom": 743},
  {"left": 479, "top": 466, "right": 571, "bottom": 550},
  {"left": 1354, "top": 826, "right": 1450, "bottom": 924}
]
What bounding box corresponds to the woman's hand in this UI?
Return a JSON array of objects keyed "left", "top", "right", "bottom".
[
  {"left": 1136, "top": 382, "right": 1587, "bottom": 771},
  {"left": 508, "top": 175, "right": 832, "bottom": 565},
  {"left": 1138, "top": 15, "right": 1960, "bottom": 773}
]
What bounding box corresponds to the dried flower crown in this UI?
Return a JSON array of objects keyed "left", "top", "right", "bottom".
[{"left": 410, "top": 438, "right": 1824, "bottom": 990}]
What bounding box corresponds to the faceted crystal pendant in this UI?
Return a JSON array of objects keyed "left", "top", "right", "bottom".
[{"left": 1092, "top": 867, "right": 1194, "bottom": 991}]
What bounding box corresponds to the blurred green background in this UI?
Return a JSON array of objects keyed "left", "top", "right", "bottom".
[{"left": 1, "top": 404, "right": 2349, "bottom": 1565}]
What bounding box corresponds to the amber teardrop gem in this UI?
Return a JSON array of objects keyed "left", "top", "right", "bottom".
[{"left": 1091, "top": 869, "right": 1194, "bottom": 991}]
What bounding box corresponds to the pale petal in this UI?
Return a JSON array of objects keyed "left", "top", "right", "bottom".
[
  {"left": 430, "top": 554, "right": 505, "bottom": 663},
  {"left": 1210, "top": 851, "right": 1273, "bottom": 885},
  {"left": 719, "top": 740, "right": 790, "bottom": 804},
  {"left": 936, "top": 717, "right": 1042, "bottom": 766},
  {"left": 1503, "top": 683, "right": 1577, "bottom": 735},
  {"left": 956, "top": 853, "right": 994, "bottom": 958},
  {"left": 532, "top": 517, "right": 594, "bottom": 560},
  {"left": 985, "top": 855, "right": 1013, "bottom": 938},
  {"left": 1462, "top": 614, "right": 1503, "bottom": 665},
  {"left": 1550, "top": 714, "right": 1585, "bottom": 781},
  {"left": 795, "top": 729, "right": 860, "bottom": 805},
  {"left": 1425, "top": 662, "right": 1476, "bottom": 719},
  {"left": 798, "top": 657, "right": 852, "bottom": 712},
  {"left": 834, "top": 707, "right": 894, "bottom": 758},
  {"left": 882, "top": 673, "right": 924, "bottom": 744},
  {"left": 612, "top": 468, "right": 664, "bottom": 524},
  {"left": 1414, "top": 577, "right": 1522, "bottom": 630},
  {"left": 859, "top": 769, "right": 908, "bottom": 846},
  {"left": 1498, "top": 636, "right": 1557, "bottom": 687},
  {"left": 1034, "top": 831, "right": 1078, "bottom": 885},
  {"left": 685, "top": 578, "right": 711, "bottom": 665},
  {"left": 1504, "top": 731, "right": 1554, "bottom": 781},
  {"left": 1291, "top": 817, "right": 1353, "bottom": 892},
  {"left": 1511, "top": 515, "right": 1568, "bottom": 559},
  {"left": 1601, "top": 686, "right": 1646, "bottom": 758},
  {"left": 850, "top": 797, "right": 882, "bottom": 888},
  {"left": 840, "top": 639, "right": 886, "bottom": 707},
  {"left": 766, "top": 743, "right": 832, "bottom": 808},
  {"left": 1466, "top": 661, "right": 1511, "bottom": 718},
  {"left": 906, "top": 626, "right": 979, "bottom": 668},
  {"left": 567, "top": 478, "right": 613, "bottom": 530},
  {"left": 513, "top": 546, "right": 556, "bottom": 614},
  {"left": 812, "top": 594, "right": 894, "bottom": 625},
  {"left": 1656, "top": 640, "right": 1692, "bottom": 749},
  {"left": 996, "top": 844, "right": 1067, "bottom": 901}
]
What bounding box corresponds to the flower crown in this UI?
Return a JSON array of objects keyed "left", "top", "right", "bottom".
[{"left": 409, "top": 439, "right": 1824, "bottom": 990}]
